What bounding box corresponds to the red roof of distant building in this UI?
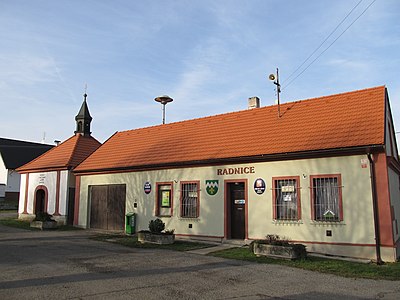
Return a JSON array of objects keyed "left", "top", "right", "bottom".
[
  {"left": 74, "top": 86, "right": 387, "bottom": 173},
  {"left": 17, "top": 134, "right": 101, "bottom": 173}
]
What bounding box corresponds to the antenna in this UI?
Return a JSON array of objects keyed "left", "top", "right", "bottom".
[
  {"left": 268, "top": 68, "right": 281, "bottom": 117},
  {"left": 154, "top": 95, "right": 173, "bottom": 124},
  {"left": 84, "top": 83, "right": 88, "bottom": 101}
]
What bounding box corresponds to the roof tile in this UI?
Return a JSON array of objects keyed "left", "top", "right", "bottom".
[
  {"left": 75, "top": 86, "right": 386, "bottom": 173},
  {"left": 17, "top": 134, "right": 101, "bottom": 172}
]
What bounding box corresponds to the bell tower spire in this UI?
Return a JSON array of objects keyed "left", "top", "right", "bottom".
[{"left": 75, "top": 91, "right": 93, "bottom": 136}]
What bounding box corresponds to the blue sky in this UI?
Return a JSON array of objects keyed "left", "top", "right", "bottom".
[{"left": 1, "top": 0, "right": 399, "bottom": 147}]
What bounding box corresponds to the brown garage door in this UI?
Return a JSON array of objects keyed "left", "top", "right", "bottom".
[{"left": 90, "top": 184, "right": 126, "bottom": 230}]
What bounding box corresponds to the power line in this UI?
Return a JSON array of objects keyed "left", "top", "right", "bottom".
[
  {"left": 282, "top": 0, "right": 377, "bottom": 90},
  {"left": 283, "top": 0, "right": 363, "bottom": 85}
]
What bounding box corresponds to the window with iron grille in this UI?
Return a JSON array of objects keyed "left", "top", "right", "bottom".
[
  {"left": 273, "top": 177, "right": 301, "bottom": 220},
  {"left": 311, "top": 175, "right": 343, "bottom": 222},
  {"left": 180, "top": 182, "right": 199, "bottom": 218}
]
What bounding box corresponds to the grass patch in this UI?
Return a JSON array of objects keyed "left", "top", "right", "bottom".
[
  {"left": 0, "top": 218, "right": 34, "bottom": 230},
  {"left": 0, "top": 218, "right": 83, "bottom": 231},
  {"left": 209, "top": 246, "right": 400, "bottom": 281},
  {"left": 92, "top": 234, "right": 216, "bottom": 252}
]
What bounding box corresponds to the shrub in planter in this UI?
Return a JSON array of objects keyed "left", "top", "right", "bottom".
[
  {"left": 33, "top": 212, "right": 55, "bottom": 222},
  {"left": 149, "top": 218, "right": 165, "bottom": 233},
  {"left": 251, "top": 234, "right": 306, "bottom": 260},
  {"left": 30, "top": 212, "right": 57, "bottom": 230},
  {"left": 137, "top": 219, "right": 175, "bottom": 244}
]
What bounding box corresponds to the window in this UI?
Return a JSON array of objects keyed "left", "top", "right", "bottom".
[
  {"left": 180, "top": 181, "right": 200, "bottom": 218},
  {"left": 156, "top": 183, "right": 173, "bottom": 217},
  {"left": 273, "top": 177, "right": 301, "bottom": 220},
  {"left": 311, "top": 175, "right": 343, "bottom": 222}
]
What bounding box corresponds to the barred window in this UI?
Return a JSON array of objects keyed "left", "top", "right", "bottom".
[
  {"left": 180, "top": 182, "right": 199, "bottom": 218},
  {"left": 311, "top": 175, "right": 343, "bottom": 222},
  {"left": 273, "top": 177, "right": 301, "bottom": 220}
]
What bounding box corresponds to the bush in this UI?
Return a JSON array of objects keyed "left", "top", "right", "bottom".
[
  {"left": 33, "top": 212, "right": 55, "bottom": 222},
  {"left": 148, "top": 218, "right": 165, "bottom": 233},
  {"left": 249, "top": 234, "right": 307, "bottom": 259}
]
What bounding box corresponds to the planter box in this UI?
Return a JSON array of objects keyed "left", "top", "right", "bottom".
[
  {"left": 30, "top": 221, "right": 58, "bottom": 230},
  {"left": 253, "top": 242, "right": 306, "bottom": 260},
  {"left": 137, "top": 232, "right": 175, "bottom": 245}
]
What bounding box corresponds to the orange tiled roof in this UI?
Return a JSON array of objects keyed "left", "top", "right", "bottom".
[
  {"left": 17, "top": 134, "right": 101, "bottom": 172},
  {"left": 74, "top": 86, "right": 386, "bottom": 173}
]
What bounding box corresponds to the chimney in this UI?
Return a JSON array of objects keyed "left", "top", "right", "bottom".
[{"left": 248, "top": 97, "right": 260, "bottom": 109}]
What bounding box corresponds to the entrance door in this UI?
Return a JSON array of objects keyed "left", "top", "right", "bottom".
[
  {"left": 90, "top": 184, "right": 126, "bottom": 230},
  {"left": 227, "top": 182, "right": 246, "bottom": 239},
  {"left": 35, "top": 189, "right": 46, "bottom": 214},
  {"left": 67, "top": 188, "right": 75, "bottom": 226}
]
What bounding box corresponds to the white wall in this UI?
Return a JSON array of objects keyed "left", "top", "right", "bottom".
[
  {"left": 59, "top": 170, "right": 70, "bottom": 215},
  {"left": 0, "top": 155, "right": 7, "bottom": 187},
  {"left": 18, "top": 170, "right": 72, "bottom": 225}
]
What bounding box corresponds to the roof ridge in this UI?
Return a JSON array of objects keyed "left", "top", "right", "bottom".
[
  {"left": 116, "top": 85, "right": 386, "bottom": 136},
  {"left": 287, "top": 85, "right": 386, "bottom": 103}
]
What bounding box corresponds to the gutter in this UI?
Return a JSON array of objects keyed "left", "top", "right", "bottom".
[{"left": 367, "top": 153, "right": 384, "bottom": 265}]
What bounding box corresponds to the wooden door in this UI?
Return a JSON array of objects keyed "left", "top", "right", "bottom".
[
  {"left": 90, "top": 185, "right": 108, "bottom": 229},
  {"left": 107, "top": 184, "right": 126, "bottom": 230},
  {"left": 229, "top": 182, "right": 245, "bottom": 239},
  {"left": 90, "top": 184, "right": 126, "bottom": 230}
]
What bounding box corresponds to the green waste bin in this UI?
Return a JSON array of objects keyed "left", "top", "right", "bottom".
[{"left": 125, "top": 212, "right": 136, "bottom": 235}]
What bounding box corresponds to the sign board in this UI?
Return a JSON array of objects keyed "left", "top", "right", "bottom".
[
  {"left": 234, "top": 199, "right": 245, "bottom": 204},
  {"left": 144, "top": 182, "right": 151, "bottom": 194},
  {"left": 254, "top": 178, "right": 266, "bottom": 195},
  {"left": 281, "top": 185, "right": 295, "bottom": 192},
  {"left": 161, "top": 190, "right": 171, "bottom": 207}
]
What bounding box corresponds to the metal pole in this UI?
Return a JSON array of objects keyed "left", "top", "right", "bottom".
[
  {"left": 276, "top": 68, "right": 280, "bottom": 118},
  {"left": 162, "top": 104, "right": 166, "bottom": 124}
]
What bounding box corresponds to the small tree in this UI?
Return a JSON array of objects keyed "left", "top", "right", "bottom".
[{"left": 148, "top": 218, "right": 165, "bottom": 234}]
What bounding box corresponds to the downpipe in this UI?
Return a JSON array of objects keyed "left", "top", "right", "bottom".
[{"left": 367, "top": 153, "right": 384, "bottom": 265}]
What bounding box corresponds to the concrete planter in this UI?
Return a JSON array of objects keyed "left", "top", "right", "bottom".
[
  {"left": 137, "top": 231, "right": 175, "bottom": 245},
  {"left": 30, "top": 221, "right": 58, "bottom": 230},
  {"left": 253, "top": 242, "right": 306, "bottom": 260}
]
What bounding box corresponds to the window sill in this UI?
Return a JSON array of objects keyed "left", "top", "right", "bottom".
[
  {"left": 272, "top": 220, "right": 303, "bottom": 225},
  {"left": 310, "top": 221, "right": 345, "bottom": 226},
  {"left": 157, "top": 215, "right": 172, "bottom": 218},
  {"left": 179, "top": 217, "right": 200, "bottom": 221}
]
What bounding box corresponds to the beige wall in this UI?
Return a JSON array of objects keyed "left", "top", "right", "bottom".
[{"left": 78, "top": 154, "right": 397, "bottom": 261}]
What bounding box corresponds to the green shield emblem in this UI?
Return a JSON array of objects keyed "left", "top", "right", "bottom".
[{"left": 206, "top": 180, "right": 219, "bottom": 196}]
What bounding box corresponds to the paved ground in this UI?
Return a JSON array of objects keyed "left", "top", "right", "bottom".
[{"left": 1, "top": 224, "right": 400, "bottom": 299}]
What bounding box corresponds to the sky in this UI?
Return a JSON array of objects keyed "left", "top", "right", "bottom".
[{"left": 0, "top": 0, "right": 399, "bottom": 147}]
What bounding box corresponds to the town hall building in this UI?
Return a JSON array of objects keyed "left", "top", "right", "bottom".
[{"left": 72, "top": 86, "right": 400, "bottom": 262}]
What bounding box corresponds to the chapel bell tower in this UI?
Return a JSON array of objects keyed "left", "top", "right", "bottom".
[{"left": 75, "top": 93, "right": 93, "bottom": 136}]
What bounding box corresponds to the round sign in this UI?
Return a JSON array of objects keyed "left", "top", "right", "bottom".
[
  {"left": 144, "top": 181, "right": 152, "bottom": 194},
  {"left": 254, "top": 178, "right": 266, "bottom": 195}
]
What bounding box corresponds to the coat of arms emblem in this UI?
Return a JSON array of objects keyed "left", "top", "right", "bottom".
[{"left": 206, "top": 180, "right": 219, "bottom": 196}]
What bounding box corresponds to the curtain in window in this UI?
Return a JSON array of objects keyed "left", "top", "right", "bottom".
[
  {"left": 181, "top": 183, "right": 198, "bottom": 218},
  {"left": 275, "top": 179, "right": 298, "bottom": 220},
  {"left": 313, "top": 177, "right": 339, "bottom": 221}
]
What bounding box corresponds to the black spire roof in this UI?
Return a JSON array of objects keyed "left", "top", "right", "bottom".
[{"left": 75, "top": 93, "right": 93, "bottom": 136}]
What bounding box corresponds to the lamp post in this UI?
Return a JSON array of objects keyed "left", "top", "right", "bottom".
[{"left": 155, "top": 95, "right": 173, "bottom": 124}]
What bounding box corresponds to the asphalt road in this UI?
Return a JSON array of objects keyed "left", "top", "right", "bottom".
[{"left": 0, "top": 223, "right": 399, "bottom": 300}]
